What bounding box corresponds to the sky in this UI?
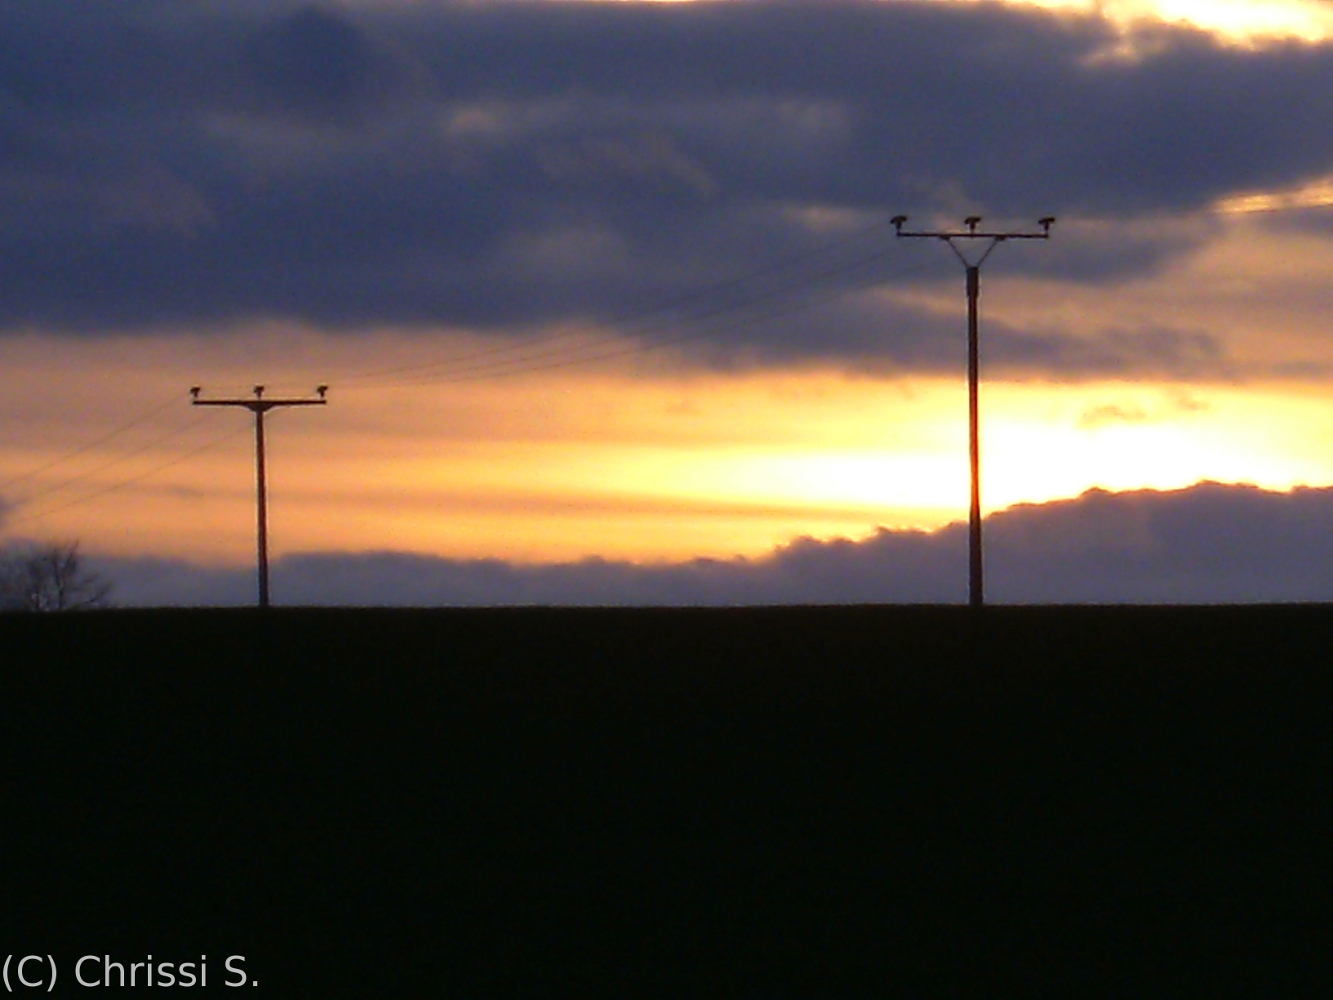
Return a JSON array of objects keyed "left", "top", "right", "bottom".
[{"left": 3, "top": 0, "right": 1333, "bottom": 605}]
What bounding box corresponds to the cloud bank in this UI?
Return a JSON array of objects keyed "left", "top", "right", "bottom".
[
  {"left": 3, "top": 1, "right": 1332, "bottom": 377},
  {"left": 86, "top": 482, "right": 1333, "bottom": 606}
]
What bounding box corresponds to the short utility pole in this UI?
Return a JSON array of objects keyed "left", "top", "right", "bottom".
[
  {"left": 893, "top": 215, "right": 1054, "bottom": 609},
  {"left": 191, "top": 385, "right": 327, "bottom": 609}
]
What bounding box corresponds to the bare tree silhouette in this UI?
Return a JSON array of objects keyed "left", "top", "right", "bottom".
[{"left": 0, "top": 541, "right": 111, "bottom": 611}]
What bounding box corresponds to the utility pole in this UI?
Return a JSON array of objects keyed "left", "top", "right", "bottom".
[
  {"left": 191, "top": 384, "right": 327, "bottom": 609},
  {"left": 892, "top": 215, "right": 1054, "bottom": 609}
]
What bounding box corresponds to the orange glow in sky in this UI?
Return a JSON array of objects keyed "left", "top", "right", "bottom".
[
  {"left": 585, "top": 0, "right": 1333, "bottom": 43},
  {"left": 363, "top": 0, "right": 1333, "bottom": 43},
  {"left": 3, "top": 176, "right": 1333, "bottom": 570},
  {"left": 950, "top": 0, "right": 1333, "bottom": 42},
  {"left": 5, "top": 327, "right": 1333, "bottom": 567}
]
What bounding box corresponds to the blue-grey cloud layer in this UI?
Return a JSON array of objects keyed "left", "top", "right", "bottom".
[
  {"left": 83, "top": 482, "right": 1333, "bottom": 606},
  {"left": 3, "top": 1, "right": 1332, "bottom": 376}
]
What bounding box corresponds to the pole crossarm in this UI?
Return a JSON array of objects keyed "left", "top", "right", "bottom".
[
  {"left": 891, "top": 215, "right": 1054, "bottom": 608},
  {"left": 891, "top": 215, "right": 1055, "bottom": 242},
  {"left": 893, "top": 215, "right": 1053, "bottom": 267},
  {"left": 190, "top": 384, "right": 328, "bottom": 412},
  {"left": 189, "top": 384, "right": 328, "bottom": 609}
]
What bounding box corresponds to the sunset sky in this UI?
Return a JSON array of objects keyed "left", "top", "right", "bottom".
[{"left": 3, "top": 0, "right": 1333, "bottom": 603}]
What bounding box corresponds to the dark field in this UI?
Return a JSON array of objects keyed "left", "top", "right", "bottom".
[{"left": 3, "top": 605, "right": 1333, "bottom": 997}]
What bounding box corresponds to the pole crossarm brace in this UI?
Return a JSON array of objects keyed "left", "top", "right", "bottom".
[
  {"left": 891, "top": 215, "right": 1054, "bottom": 609},
  {"left": 190, "top": 384, "right": 328, "bottom": 609}
]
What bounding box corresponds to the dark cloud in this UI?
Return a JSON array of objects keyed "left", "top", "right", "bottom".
[
  {"left": 984, "top": 322, "right": 1234, "bottom": 381},
  {"left": 675, "top": 290, "right": 1236, "bottom": 380},
  {"left": 2, "top": 1, "right": 1332, "bottom": 375},
  {"left": 89, "top": 482, "right": 1333, "bottom": 606},
  {"left": 246, "top": 7, "right": 411, "bottom": 123},
  {"left": 985, "top": 482, "right": 1333, "bottom": 602}
]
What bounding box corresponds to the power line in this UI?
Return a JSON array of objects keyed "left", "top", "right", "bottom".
[
  {"left": 334, "top": 217, "right": 901, "bottom": 387},
  {"left": 134, "top": 201, "right": 1328, "bottom": 399},
  {"left": 4, "top": 420, "right": 251, "bottom": 529},
  {"left": 9, "top": 411, "right": 221, "bottom": 509},
  {"left": 0, "top": 390, "right": 187, "bottom": 492},
  {"left": 384, "top": 253, "right": 897, "bottom": 388},
  {"left": 333, "top": 196, "right": 1314, "bottom": 391},
  {"left": 349, "top": 242, "right": 900, "bottom": 388}
]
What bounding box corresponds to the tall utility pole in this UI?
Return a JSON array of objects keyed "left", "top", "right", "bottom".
[
  {"left": 892, "top": 215, "right": 1054, "bottom": 609},
  {"left": 191, "top": 385, "right": 327, "bottom": 609}
]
